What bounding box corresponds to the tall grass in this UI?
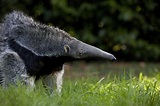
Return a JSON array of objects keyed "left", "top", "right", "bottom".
[{"left": 0, "top": 71, "right": 160, "bottom": 106}]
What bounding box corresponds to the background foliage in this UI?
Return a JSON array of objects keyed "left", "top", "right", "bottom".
[{"left": 0, "top": 0, "right": 160, "bottom": 61}]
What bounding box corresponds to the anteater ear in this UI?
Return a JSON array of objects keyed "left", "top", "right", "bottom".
[{"left": 64, "top": 44, "right": 70, "bottom": 53}]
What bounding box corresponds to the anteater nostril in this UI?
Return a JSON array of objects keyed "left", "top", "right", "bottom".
[{"left": 111, "top": 58, "right": 117, "bottom": 61}]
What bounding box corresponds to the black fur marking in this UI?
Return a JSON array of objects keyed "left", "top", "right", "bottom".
[
  {"left": 0, "top": 70, "right": 4, "bottom": 85},
  {"left": 8, "top": 39, "right": 73, "bottom": 80}
]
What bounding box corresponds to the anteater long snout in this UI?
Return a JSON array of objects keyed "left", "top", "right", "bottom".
[{"left": 81, "top": 42, "right": 116, "bottom": 60}]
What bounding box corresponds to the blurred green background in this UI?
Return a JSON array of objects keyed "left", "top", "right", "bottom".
[{"left": 0, "top": 0, "right": 160, "bottom": 62}]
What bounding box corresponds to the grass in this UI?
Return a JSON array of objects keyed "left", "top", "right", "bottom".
[{"left": 0, "top": 62, "right": 160, "bottom": 106}]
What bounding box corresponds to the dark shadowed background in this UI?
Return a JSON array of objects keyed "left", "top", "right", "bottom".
[{"left": 0, "top": 0, "right": 160, "bottom": 62}]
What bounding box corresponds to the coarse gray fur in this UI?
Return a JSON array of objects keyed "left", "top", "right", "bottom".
[
  {"left": 2, "top": 11, "right": 76, "bottom": 57},
  {"left": 0, "top": 11, "right": 116, "bottom": 94}
]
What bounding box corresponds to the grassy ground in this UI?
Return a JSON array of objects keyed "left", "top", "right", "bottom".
[{"left": 0, "top": 62, "right": 160, "bottom": 106}]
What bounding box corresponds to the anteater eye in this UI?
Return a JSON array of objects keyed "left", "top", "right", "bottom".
[
  {"left": 78, "top": 49, "right": 83, "bottom": 56},
  {"left": 79, "top": 52, "right": 82, "bottom": 55}
]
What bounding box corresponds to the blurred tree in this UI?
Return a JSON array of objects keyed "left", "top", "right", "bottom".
[{"left": 0, "top": 0, "right": 160, "bottom": 61}]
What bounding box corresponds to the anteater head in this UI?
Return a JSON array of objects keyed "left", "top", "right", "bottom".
[{"left": 63, "top": 39, "right": 116, "bottom": 61}]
